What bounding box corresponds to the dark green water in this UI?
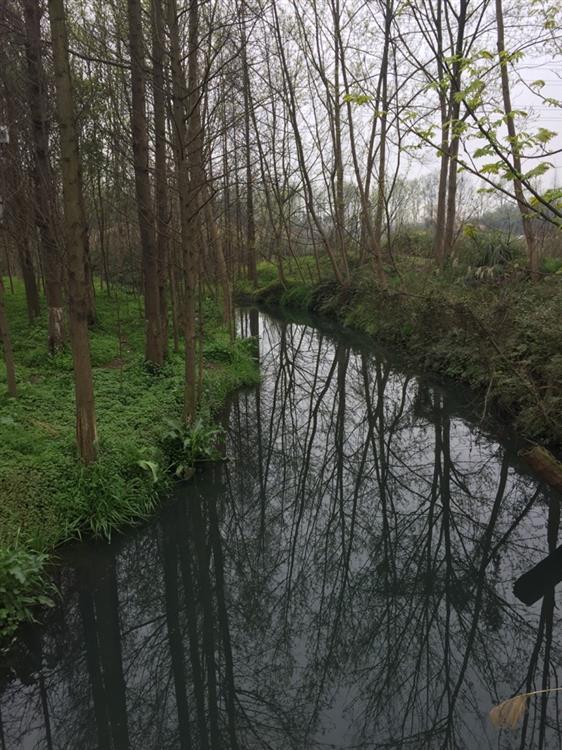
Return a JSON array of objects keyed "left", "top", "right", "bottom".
[{"left": 1, "top": 308, "right": 561, "bottom": 749}]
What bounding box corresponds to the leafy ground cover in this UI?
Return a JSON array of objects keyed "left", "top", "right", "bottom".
[{"left": 0, "top": 282, "right": 259, "bottom": 638}]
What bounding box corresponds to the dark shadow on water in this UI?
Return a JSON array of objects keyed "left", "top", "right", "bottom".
[{"left": 1, "top": 308, "right": 561, "bottom": 749}]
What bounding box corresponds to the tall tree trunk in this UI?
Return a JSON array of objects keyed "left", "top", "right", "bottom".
[
  {"left": 127, "top": 0, "right": 163, "bottom": 366},
  {"left": 434, "top": 119, "right": 449, "bottom": 266},
  {"left": 240, "top": 12, "right": 257, "bottom": 286},
  {"left": 442, "top": 122, "right": 460, "bottom": 259},
  {"left": 373, "top": 0, "right": 392, "bottom": 282},
  {"left": 442, "top": 0, "right": 468, "bottom": 259},
  {"left": 495, "top": 0, "right": 538, "bottom": 277},
  {"left": 432, "top": 0, "right": 449, "bottom": 266},
  {"left": 184, "top": 1, "right": 206, "bottom": 422},
  {"left": 331, "top": 0, "right": 350, "bottom": 282},
  {"left": 167, "top": 0, "right": 199, "bottom": 423},
  {"left": 47, "top": 0, "right": 97, "bottom": 463},
  {"left": 22, "top": 0, "right": 65, "bottom": 351},
  {"left": 151, "top": 0, "right": 169, "bottom": 358}
]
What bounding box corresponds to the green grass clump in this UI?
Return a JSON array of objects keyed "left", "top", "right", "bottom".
[{"left": 0, "top": 281, "right": 259, "bottom": 638}]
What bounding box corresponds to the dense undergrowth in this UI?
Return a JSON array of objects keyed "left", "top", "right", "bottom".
[
  {"left": 0, "top": 281, "right": 259, "bottom": 639},
  {"left": 238, "top": 256, "right": 562, "bottom": 450}
]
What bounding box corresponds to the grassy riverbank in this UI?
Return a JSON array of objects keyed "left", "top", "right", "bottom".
[
  {"left": 0, "top": 282, "right": 259, "bottom": 639},
  {"left": 238, "top": 258, "right": 562, "bottom": 450}
]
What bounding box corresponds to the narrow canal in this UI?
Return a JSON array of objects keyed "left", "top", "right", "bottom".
[{"left": 1, "top": 308, "right": 560, "bottom": 749}]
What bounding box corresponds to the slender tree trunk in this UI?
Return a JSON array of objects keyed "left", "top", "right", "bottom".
[
  {"left": 442, "top": 122, "right": 460, "bottom": 258},
  {"left": 495, "top": 0, "right": 538, "bottom": 277},
  {"left": 434, "top": 122, "right": 449, "bottom": 266},
  {"left": 0, "top": 75, "right": 40, "bottom": 320},
  {"left": 127, "top": 0, "right": 163, "bottom": 366},
  {"left": 152, "top": 0, "right": 170, "bottom": 358},
  {"left": 47, "top": 0, "right": 97, "bottom": 463},
  {"left": 204, "top": 191, "right": 233, "bottom": 337},
  {"left": 2, "top": 110, "right": 40, "bottom": 320},
  {"left": 331, "top": 2, "right": 350, "bottom": 282},
  {"left": 167, "top": 0, "right": 199, "bottom": 423},
  {"left": 16, "top": 228, "right": 40, "bottom": 323},
  {"left": 82, "top": 194, "right": 96, "bottom": 326},
  {"left": 22, "top": 0, "right": 65, "bottom": 351},
  {"left": 185, "top": 1, "right": 205, "bottom": 422},
  {"left": 222, "top": 120, "right": 233, "bottom": 278},
  {"left": 433, "top": 0, "right": 449, "bottom": 266},
  {"left": 373, "top": 0, "right": 392, "bottom": 283},
  {"left": 240, "top": 13, "right": 257, "bottom": 286},
  {"left": 3, "top": 239, "right": 14, "bottom": 293},
  {"left": 168, "top": 252, "right": 180, "bottom": 353},
  {"left": 95, "top": 168, "right": 111, "bottom": 296},
  {"left": 0, "top": 277, "right": 17, "bottom": 397},
  {"left": 442, "top": 1, "right": 468, "bottom": 259}
]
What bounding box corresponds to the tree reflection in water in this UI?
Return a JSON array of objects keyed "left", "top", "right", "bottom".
[{"left": 1, "top": 309, "right": 560, "bottom": 749}]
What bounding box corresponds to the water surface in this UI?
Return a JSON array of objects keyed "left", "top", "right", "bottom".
[{"left": 1, "top": 308, "right": 561, "bottom": 749}]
